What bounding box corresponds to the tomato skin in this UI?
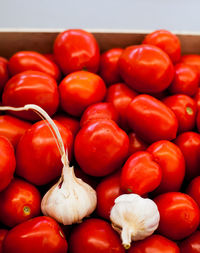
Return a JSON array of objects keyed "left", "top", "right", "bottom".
[
  {"left": 96, "top": 171, "right": 121, "bottom": 219},
  {"left": 2, "top": 70, "right": 59, "bottom": 121},
  {"left": 196, "top": 110, "right": 200, "bottom": 132},
  {"left": 8, "top": 51, "right": 61, "bottom": 81},
  {"left": 119, "top": 44, "right": 174, "bottom": 93},
  {"left": 174, "top": 132, "right": 200, "bottom": 180},
  {"left": 127, "top": 94, "right": 178, "bottom": 143},
  {"left": 106, "top": 83, "right": 137, "bottom": 130},
  {"left": 169, "top": 63, "right": 199, "bottom": 96},
  {"left": 128, "top": 234, "right": 180, "bottom": 253},
  {"left": 99, "top": 48, "right": 123, "bottom": 85},
  {"left": 0, "top": 136, "right": 16, "bottom": 192},
  {"left": 179, "top": 230, "right": 200, "bottom": 253},
  {"left": 181, "top": 54, "right": 200, "bottom": 75},
  {"left": 16, "top": 120, "right": 73, "bottom": 185},
  {"left": 69, "top": 218, "right": 125, "bottom": 253},
  {"left": 154, "top": 192, "right": 200, "bottom": 240},
  {"left": 142, "top": 29, "right": 181, "bottom": 63},
  {"left": 80, "top": 102, "right": 119, "bottom": 127},
  {"left": 74, "top": 119, "right": 129, "bottom": 177},
  {"left": 54, "top": 29, "right": 100, "bottom": 75},
  {"left": 59, "top": 71, "right": 106, "bottom": 117},
  {"left": 163, "top": 94, "right": 197, "bottom": 133},
  {"left": 120, "top": 151, "right": 162, "bottom": 195},
  {"left": 194, "top": 88, "right": 200, "bottom": 111},
  {"left": 186, "top": 176, "right": 200, "bottom": 208},
  {"left": 3, "top": 216, "right": 68, "bottom": 253},
  {"left": 0, "top": 229, "right": 8, "bottom": 253},
  {"left": 0, "top": 178, "right": 41, "bottom": 227},
  {"left": 0, "top": 57, "right": 9, "bottom": 93},
  {"left": 0, "top": 115, "right": 31, "bottom": 148},
  {"left": 128, "top": 132, "right": 147, "bottom": 156},
  {"left": 147, "top": 140, "right": 185, "bottom": 195}
]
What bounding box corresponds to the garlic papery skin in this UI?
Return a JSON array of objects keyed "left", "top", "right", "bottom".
[{"left": 110, "top": 194, "right": 160, "bottom": 249}]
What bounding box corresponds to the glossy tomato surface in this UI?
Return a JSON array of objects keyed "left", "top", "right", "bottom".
[
  {"left": 3, "top": 216, "right": 68, "bottom": 253},
  {"left": 181, "top": 54, "right": 200, "bottom": 75},
  {"left": 0, "top": 229, "right": 8, "bottom": 253},
  {"left": 179, "top": 230, "right": 200, "bottom": 253},
  {"left": 128, "top": 132, "right": 147, "bottom": 156},
  {"left": 0, "top": 57, "right": 9, "bottom": 93},
  {"left": 69, "top": 218, "right": 125, "bottom": 253},
  {"left": 194, "top": 88, "right": 200, "bottom": 111},
  {"left": 186, "top": 176, "right": 200, "bottom": 208}
]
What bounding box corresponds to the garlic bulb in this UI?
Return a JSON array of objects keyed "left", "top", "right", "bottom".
[
  {"left": 0, "top": 104, "right": 97, "bottom": 225},
  {"left": 110, "top": 194, "right": 160, "bottom": 249}
]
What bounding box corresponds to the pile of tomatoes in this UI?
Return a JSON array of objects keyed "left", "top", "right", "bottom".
[{"left": 0, "top": 29, "right": 200, "bottom": 252}]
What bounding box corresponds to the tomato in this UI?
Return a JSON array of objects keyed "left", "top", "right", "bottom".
[
  {"left": 196, "top": 110, "right": 200, "bottom": 132},
  {"left": 69, "top": 218, "right": 125, "bottom": 253},
  {"left": 54, "top": 29, "right": 100, "bottom": 75},
  {"left": 120, "top": 151, "right": 162, "bottom": 195},
  {"left": 99, "top": 48, "right": 123, "bottom": 85},
  {"left": 106, "top": 83, "right": 137, "bottom": 130},
  {"left": 119, "top": 44, "right": 174, "bottom": 93},
  {"left": 127, "top": 94, "right": 178, "bottom": 143},
  {"left": 0, "top": 57, "right": 9, "bottom": 93},
  {"left": 186, "top": 176, "right": 200, "bottom": 208},
  {"left": 174, "top": 132, "right": 200, "bottom": 180},
  {"left": 8, "top": 51, "right": 61, "bottom": 81},
  {"left": 16, "top": 120, "right": 73, "bottom": 185},
  {"left": 0, "top": 136, "right": 16, "bottom": 192},
  {"left": 43, "top": 53, "right": 57, "bottom": 63},
  {"left": 0, "top": 178, "right": 41, "bottom": 227},
  {"left": 194, "top": 88, "right": 200, "bottom": 111},
  {"left": 96, "top": 171, "right": 121, "bottom": 219},
  {"left": 74, "top": 167, "right": 98, "bottom": 189},
  {"left": 0, "top": 229, "right": 8, "bottom": 253},
  {"left": 181, "top": 54, "right": 200, "bottom": 75},
  {"left": 128, "top": 234, "right": 180, "bottom": 253},
  {"left": 74, "top": 119, "right": 129, "bottom": 177},
  {"left": 128, "top": 132, "right": 147, "bottom": 156},
  {"left": 163, "top": 94, "right": 197, "bottom": 133},
  {"left": 142, "top": 29, "right": 181, "bottom": 63},
  {"left": 2, "top": 70, "right": 59, "bottom": 121},
  {"left": 0, "top": 115, "right": 31, "bottom": 148},
  {"left": 179, "top": 230, "right": 200, "bottom": 253},
  {"left": 3, "top": 216, "right": 68, "bottom": 253},
  {"left": 169, "top": 63, "right": 199, "bottom": 96},
  {"left": 59, "top": 71, "right": 106, "bottom": 117},
  {"left": 154, "top": 192, "right": 200, "bottom": 240},
  {"left": 80, "top": 102, "right": 119, "bottom": 127}
]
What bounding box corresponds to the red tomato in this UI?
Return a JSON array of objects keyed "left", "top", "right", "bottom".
[
  {"left": 127, "top": 94, "right": 178, "bottom": 143},
  {"left": 59, "top": 71, "right": 106, "bottom": 117},
  {"left": 169, "top": 63, "right": 199, "bottom": 96},
  {"left": 99, "top": 48, "right": 123, "bottom": 85},
  {"left": 196, "top": 110, "right": 200, "bottom": 132},
  {"left": 74, "top": 167, "right": 98, "bottom": 189},
  {"left": 69, "top": 218, "right": 125, "bottom": 253},
  {"left": 142, "top": 29, "right": 181, "bottom": 63},
  {"left": 54, "top": 29, "right": 100, "bottom": 75},
  {"left": 74, "top": 119, "right": 129, "bottom": 177},
  {"left": 106, "top": 83, "right": 137, "bottom": 130},
  {"left": 96, "top": 171, "right": 122, "bottom": 219},
  {"left": 181, "top": 54, "right": 200, "bottom": 75},
  {"left": 119, "top": 44, "right": 174, "bottom": 93},
  {"left": 147, "top": 140, "right": 185, "bottom": 195},
  {"left": 2, "top": 70, "right": 59, "bottom": 121},
  {"left": 80, "top": 102, "right": 119, "bottom": 127},
  {"left": 194, "top": 88, "right": 200, "bottom": 111},
  {"left": 0, "top": 57, "right": 9, "bottom": 93},
  {"left": 8, "top": 51, "right": 61, "bottom": 81},
  {"left": 0, "top": 115, "right": 31, "bottom": 148},
  {"left": 3, "top": 216, "right": 68, "bottom": 253},
  {"left": 186, "top": 176, "right": 200, "bottom": 208},
  {"left": 43, "top": 53, "right": 57, "bottom": 63},
  {"left": 174, "top": 132, "right": 200, "bottom": 180},
  {"left": 154, "top": 192, "right": 200, "bottom": 240},
  {"left": 120, "top": 151, "right": 162, "bottom": 195},
  {"left": 0, "top": 136, "right": 15, "bottom": 192},
  {"left": 163, "top": 94, "right": 197, "bottom": 133},
  {"left": 16, "top": 120, "right": 73, "bottom": 185},
  {"left": 0, "top": 229, "right": 8, "bottom": 253},
  {"left": 128, "top": 234, "right": 180, "bottom": 253},
  {"left": 128, "top": 132, "right": 147, "bottom": 156},
  {"left": 179, "top": 230, "right": 200, "bottom": 253},
  {"left": 0, "top": 178, "right": 41, "bottom": 227}
]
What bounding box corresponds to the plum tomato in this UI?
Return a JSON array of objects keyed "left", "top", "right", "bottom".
[
  {"left": 180, "top": 54, "right": 200, "bottom": 75},
  {"left": 194, "top": 88, "right": 200, "bottom": 111},
  {"left": 99, "top": 48, "right": 123, "bottom": 85},
  {"left": 2, "top": 70, "right": 59, "bottom": 121},
  {"left": 119, "top": 44, "right": 174, "bottom": 93},
  {"left": 142, "top": 29, "right": 181, "bottom": 63},
  {"left": 74, "top": 119, "right": 129, "bottom": 177},
  {"left": 186, "top": 176, "right": 200, "bottom": 208},
  {"left": 127, "top": 94, "right": 178, "bottom": 143},
  {"left": 59, "top": 71, "right": 106, "bottom": 117},
  {"left": 0, "top": 178, "right": 41, "bottom": 227},
  {"left": 154, "top": 192, "right": 200, "bottom": 240},
  {"left": 196, "top": 110, "right": 200, "bottom": 132},
  {"left": 179, "top": 230, "right": 200, "bottom": 253},
  {"left": 0, "top": 57, "right": 9, "bottom": 93},
  {"left": 69, "top": 218, "right": 125, "bottom": 253},
  {"left": 128, "top": 132, "right": 147, "bottom": 157},
  {"left": 53, "top": 29, "right": 100, "bottom": 75},
  {"left": 120, "top": 151, "right": 162, "bottom": 195},
  {"left": 0, "top": 229, "right": 8, "bottom": 253},
  {"left": 2, "top": 216, "right": 68, "bottom": 253},
  {"left": 16, "top": 120, "right": 73, "bottom": 185}
]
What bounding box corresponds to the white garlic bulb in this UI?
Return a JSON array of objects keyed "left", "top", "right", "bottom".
[{"left": 110, "top": 194, "right": 160, "bottom": 249}]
